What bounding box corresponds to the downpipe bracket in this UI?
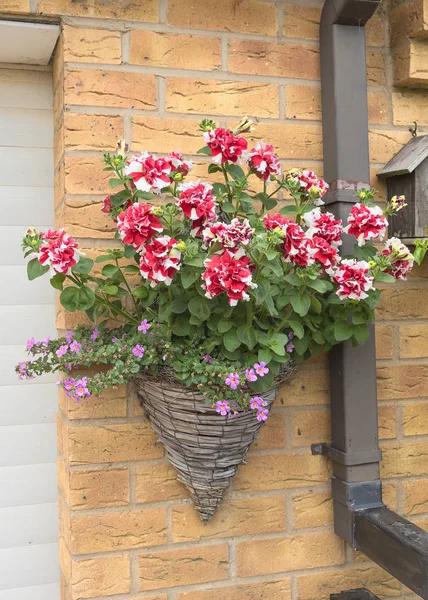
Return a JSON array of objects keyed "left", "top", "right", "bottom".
[{"left": 311, "top": 443, "right": 382, "bottom": 466}]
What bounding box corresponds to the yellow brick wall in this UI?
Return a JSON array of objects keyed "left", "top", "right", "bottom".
[{"left": 4, "top": 0, "right": 428, "bottom": 598}]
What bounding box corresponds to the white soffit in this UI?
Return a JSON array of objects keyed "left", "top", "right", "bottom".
[{"left": 0, "top": 20, "right": 60, "bottom": 65}]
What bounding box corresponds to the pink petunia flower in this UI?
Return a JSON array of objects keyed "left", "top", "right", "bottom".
[
  {"left": 116, "top": 203, "right": 163, "bottom": 251},
  {"left": 202, "top": 250, "right": 257, "bottom": 306},
  {"left": 203, "top": 128, "right": 248, "bottom": 164},
  {"left": 330, "top": 259, "right": 375, "bottom": 301},
  {"left": 124, "top": 151, "right": 172, "bottom": 194},
  {"left": 139, "top": 236, "right": 181, "bottom": 287},
  {"left": 176, "top": 181, "right": 217, "bottom": 237},
  {"left": 344, "top": 203, "right": 388, "bottom": 246},
  {"left": 247, "top": 141, "right": 281, "bottom": 182}
]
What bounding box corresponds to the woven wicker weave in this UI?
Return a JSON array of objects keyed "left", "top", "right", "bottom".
[{"left": 135, "top": 363, "right": 295, "bottom": 521}]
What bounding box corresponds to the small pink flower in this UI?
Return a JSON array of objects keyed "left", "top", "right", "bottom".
[
  {"left": 225, "top": 373, "right": 240, "bottom": 390},
  {"left": 91, "top": 327, "right": 99, "bottom": 341},
  {"left": 132, "top": 344, "right": 145, "bottom": 358},
  {"left": 245, "top": 368, "right": 258, "bottom": 382},
  {"left": 256, "top": 408, "right": 269, "bottom": 422},
  {"left": 26, "top": 337, "right": 36, "bottom": 351},
  {"left": 56, "top": 344, "right": 68, "bottom": 358},
  {"left": 203, "top": 354, "right": 213, "bottom": 363},
  {"left": 138, "top": 319, "right": 151, "bottom": 334},
  {"left": 254, "top": 362, "right": 269, "bottom": 377},
  {"left": 250, "top": 396, "right": 267, "bottom": 409},
  {"left": 69, "top": 340, "right": 81, "bottom": 354},
  {"left": 101, "top": 195, "right": 113, "bottom": 214},
  {"left": 215, "top": 400, "right": 231, "bottom": 416},
  {"left": 65, "top": 331, "right": 73, "bottom": 344},
  {"left": 162, "top": 354, "right": 167, "bottom": 361},
  {"left": 286, "top": 342, "right": 295, "bottom": 353}
]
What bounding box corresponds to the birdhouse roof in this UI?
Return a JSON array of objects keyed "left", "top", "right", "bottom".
[{"left": 377, "top": 134, "right": 428, "bottom": 178}]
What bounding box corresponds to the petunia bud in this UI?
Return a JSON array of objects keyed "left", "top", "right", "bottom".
[
  {"left": 233, "top": 116, "right": 254, "bottom": 135},
  {"left": 152, "top": 206, "right": 164, "bottom": 216},
  {"left": 116, "top": 139, "right": 129, "bottom": 155}
]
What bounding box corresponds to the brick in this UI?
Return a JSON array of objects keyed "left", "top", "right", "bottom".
[
  {"left": 383, "top": 482, "right": 398, "bottom": 511},
  {"left": 61, "top": 199, "right": 117, "bottom": 238},
  {"left": 132, "top": 116, "right": 202, "bottom": 154},
  {"left": 277, "top": 368, "right": 329, "bottom": 406},
  {"left": 166, "top": 78, "right": 279, "bottom": 118},
  {"left": 70, "top": 508, "right": 167, "bottom": 554},
  {"left": 283, "top": 5, "right": 320, "bottom": 40},
  {"left": 135, "top": 462, "right": 188, "bottom": 503},
  {"left": 393, "top": 40, "right": 428, "bottom": 86},
  {"left": 0, "top": 0, "right": 29, "bottom": 11},
  {"left": 369, "top": 129, "right": 409, "bottom": 164},
  {"left": 377, "top": 286, "right": 428, "bottom": 320},
  {"left": 378, "top": 405, "right": 397, "bottom": 440},
  {"left": 381, "top": 442, "right": 428, "bottom": 478},
  {"left": 367, "top": 92, "right": 389, "bottom": 125},
  {"left": 377, "top": 365, "right": 428, "bottom": 400},
  {"left": 393, "top": 90, "right": 428, "bottom": 126},
  {"left": 66, "top": 422, "right": 163, "bottom": 465},
  {"left": 172, "top": 497, "right": 286, "bottom": 542},
  {"left": 65, "top": 68, "right": 156, "bottom": 110},
  {"left": 403, "top": 402, "right": 428, "bottom": 436},
  {"left": 64, "top": 113, "right": 122, "bottom": 151},
  {"left": 233, "top": 453, "right": 329, "bottom": 492},
  {"left": 286, "top": 85, "right": 320, "bottom": 121},
  {"left": 237, "top": 531, "right": 344, "bottom": 577},
  {"left": 64, "top": 156, "right": 109, "bottom": 195},
  {"left": 167, "top": 0, "right": 277, "bottom": 35},
  {"left": 63, "top": 26, "right": 122, "bottom": 64},
  {"left": 400, "top": 323, "right": 428, "bottom": 358},
  {"left": 247, "top": 123, "right": 323, "bottom": 161},
  {"left": 376, "top": 324, "right": 393, "bottom": 359},
  {"left": 39, "top": 0, "right": 158, "bottom": 21},
  {"left": 252, "top": 410, "right": 286, "bottom": 450},
  {"left": 178, "top": 579, "right": 291, "bottom": 600},
  {"left": 68, "top": 468, "right": 130, "bottom": 510},
  {"left": 389, "top": 0, "right": 427, "bottom": 46},
  {"left": 365, "top": 13, "right": 385, "bottom": 47},
  {"left": 71, "top": 555, "right": 130, "bottom": 598},
  {"left": 292, "top": 409, "right": 330, "bottom": 448},
  {"left": 292, "top": 490, "right": 333, "bottom": 529},
  {"left": 139, "top": 545, "right": 229, "bottom": 591},
  {"left": 404, "top": 479, "right": 428, "bottom": 515},
  {"left": 297, "top": 565, "right": 401, "bottom": 600},
  {"left": 228, "top": 40, "right": 320, "bottom": 80},
  {"left": 134, "top": 596, "right": 168, "bottom": 600},
  {"left": 367, "top": 50, "right": 385, "bottom": 85},
  {"left": 130, "top": 30, "right": 221, "bottom": 70},
  {"left": 59, "top": 382, "right": 127, "bottom": 419}
]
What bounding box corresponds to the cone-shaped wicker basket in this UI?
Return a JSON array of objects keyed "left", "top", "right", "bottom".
[{"left": 135, "top": 363, "right": 295, "bottom": 521}]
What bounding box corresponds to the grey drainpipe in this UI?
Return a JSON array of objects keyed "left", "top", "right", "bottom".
[{"left": 314, "top": 2, "right": 428, "bottom": 597}]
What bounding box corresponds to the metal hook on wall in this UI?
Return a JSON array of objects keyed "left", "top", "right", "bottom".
[{"left": 409, "top": 121, "right": 418, "bottom": 137}]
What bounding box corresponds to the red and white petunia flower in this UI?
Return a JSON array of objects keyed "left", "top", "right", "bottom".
[
  {"left": 303, "top": 208, "right": 343, "bottom": 249},
  {"left": 166, "top": 151, "right": 193, "bottom": 176},
  {"left": 280, "top": 219, "right": 316, "bottom": 267},
  {"left": 344, "top": 203, "right": 388, "bottom": 246},
  {"left": 247, "top": 141, "right": 281, "bottom": 182},
  {"left": 330, "top": 259, "right": 375, "bottom": 301},
  {"left": 38, "top": 229, "right": 82, "bottom": 276},
  {"left": 101, "top": 195, "right": 113, "bottom": 214},
  {"left": 202, "top": 249, "right": 256, "bottom": 306},
  {"left": 202, "top": 218, "right": 254, "bottom": 249},
  {"left": 378, "top": 237, "right": 414, "bottom": 281},
  {"left": 176, "top": 181, "right": 217, "bottom": 237},
  {"left": 310, "top": 235, "right": 339, "bottom": 269},
  {"left": 297, "top": 170, "right": 329, "bottom": 202},
  {"left": 124, "top": 152, "right": 172, "bottom": 194},
  {"left": 116, "top": 203, "right": 163, "bottom": 251},
  {"left": 203, "top": 128, "right": 248, "bottom": 164},
  {"left": 263, "top": 213, "right": 290, "bottom": 231},
  {"left": 139, "top": 235, "right": 181, "bottom": 287}
]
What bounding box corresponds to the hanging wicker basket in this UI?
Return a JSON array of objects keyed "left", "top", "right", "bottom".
[{"left": 135, "top": 363, "right": 295, "bottom": 521}]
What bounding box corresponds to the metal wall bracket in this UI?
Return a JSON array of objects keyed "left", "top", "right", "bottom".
[
  {"left": 311, "top": 443, "right": 382, "bottom": 466},
  {"left": 331, "top": 589, "right": 381, "bottom": 600}
]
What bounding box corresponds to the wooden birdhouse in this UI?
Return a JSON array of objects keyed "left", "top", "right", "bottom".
[{"left": 377, "top": 134, "right": 428, "bottom": 244}]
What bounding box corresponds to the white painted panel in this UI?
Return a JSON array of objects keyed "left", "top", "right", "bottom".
[
  {"left": 0, "top": 463, "right": 57, "bottom": 508},
  {"left": 0, "top": 503, "right": 57, "bottom": 548},
  {"left": 0, "top": 384, "right": 57, "bottom": 426},
  {"left": 0, "top": 424, "right": 57, "bottom": 467},
  {"left": 0, "top": 582, "right": 60, "bottom": 600},
  {"left": 0, "top": 187, "right": 53, "bottom": 225},
  {"left": 0, "top": 148, "right": 54, "bottom": 187},
  {"left": 0, "top": 306, "right": 56, "bottom": 345},
  {"left": 0, "top": 227, "right": 52, "bottom": 266},
  {"left": 0, "top": 267, "right": 55, "bottom": 304},
  {"left": 0, "top": 346, "right": 57, "bottom": 386},
  {"left": 0, "top": 543, "right": 59, "bottom": 589},
  {"left": 0, "top": 109, "right": 52, "bottom": 148},
  {"left": 0, "top": 21, "right": 59, "bottom": 66}
]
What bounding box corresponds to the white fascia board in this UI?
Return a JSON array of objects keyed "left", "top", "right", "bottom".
[{"left": 0, "top": 20, "right": 60, "bottom": 66}]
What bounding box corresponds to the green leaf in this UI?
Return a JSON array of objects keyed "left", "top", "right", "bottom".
[
  {"left": 268, "top": 333, "right": 289, "bottom": 356},
  {"left": 258, "top": 348, "right": 273, "bottom": 364},
  {"left": 222, "top": 202, "right": 236, "bottom": 214},
  {"left": 102, "top": 264, "right": 119, "bottom": 277},
  {"left": 124, "top": 265, "right": 140, "bottom": 274},
  {"left": 375, "top": 271, "right": 396, "bottom": 283},
  {"left": 279, "top": 205, "right": 298, "bottom": 215},
  {"left": 290, "top": 295, "right": 311, "bottom": 316},
  {"left": 27, "top": 258, "right": 49, "bottom": 281},
  {"left": 171, "top": 316, "right": 191, "bottom": 336},
  {"left": 237, "top": 325, "right": 257, "bottom": 350},
  {"left": 252, "top": 280, "right": 270, "bottom": 305},
  {"left": 256, "top": 192, "right": 277, "bottom": 210},
  {"left": 170, "top": 295, "right": 188, "bottom": 314},
  {"left": 109, "top": 177, "right": 123, "bottom": 189},
  {"left": 188, "top": 296, "right": 211, "bottom": 321},
  {"left": 353, "top": 322, "right": 370, "bottom": 344},
  {"left": 197, "top": 146, "right": 211, "bottom": 155},
  {"left": 181, "top": 266, "right": 201, "bottom": 289},
  {"left": 333, "top": 321, "right": 353, "bottom": 342},
  {"left": 133, "top": 286, "right": 149, "bottom": 299},
  {"left": 189, "top": 314, "right": 203, "bottom": 326},
  {"left": 293, "top": 337, "right": 309, "bottom": 355},
  {"left": 284, "top": 273, "right": 301, "bottom": 286},
  {"left": 135, "top": 191, "right": 154, "bottom": 200},
  {"left": 227, "top": 164, "right": 245, "bottom": 180},
  {"left": 110, "top": 190, "right": 131, "bottom": 206},
  {"left": 288, "top": 320, "right": 304, "bottom": 339},
  {"left": 307, "top": 279, "right": 329, "bottom": 293},
  {"left": 50, "top": 273, "right": 65, "bottom": 290},
  {"left": 208, "top": 164, "right": 221, "bottom": 174},
  {"left": 185, "top": 253, "right": 205, "bottom": 268},
  {"left": 223, "top": 328, "right": 241, "bottom": 352},
  {"left": 218, "top": 319, "right": 233, "bottom": 334},
  {"left": 99, "top": 284, "right": 118, "bottom": 296},
  {"left": 212, "top": 182, "right": 227, "bottom": 196},
  {"left": 124, "top": 244, "right": 136, "bottom": 259},
  {"left": 60, "top": 285, "right": 95, "bottom": 312},
  {"left": 248, "top": 370, "right": 275, "bottom": 393},
  {"left": 72, "top": 257, "right": 94, "bottom": 275},
  {"left": 95, "top": 254, "right": 115, "bottom": 263}
]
